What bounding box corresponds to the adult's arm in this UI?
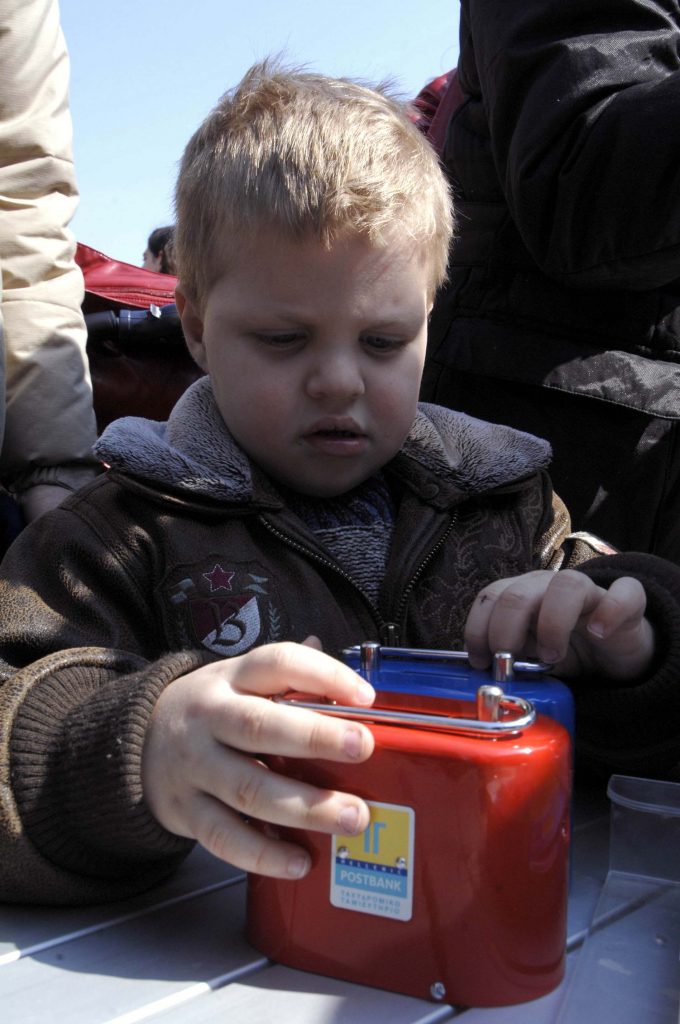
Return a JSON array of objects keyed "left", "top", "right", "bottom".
[
  {"left": 0, "top": 0, "right": 98, "bottom": 509},
  {"left": 458, "top": 0, "right": 680, "bottom": 287}
]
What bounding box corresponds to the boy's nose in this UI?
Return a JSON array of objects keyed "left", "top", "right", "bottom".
[{"left": 305, "top": 353, "right": 365, "bottom": 400}]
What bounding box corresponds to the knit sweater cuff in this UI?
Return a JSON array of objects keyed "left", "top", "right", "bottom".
[
  {"left": 10, "top": 647, "right": 210, "bottom": 879},
  {"left": 573, "top": 552, "right": 680, "bottom": 776}
]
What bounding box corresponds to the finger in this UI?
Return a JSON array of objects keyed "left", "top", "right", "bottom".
[
  {"left": 212, "top": 748, "right": 371, "bottom": 837},
  {"left": 464, "top": 578, "right": 516, "bottom": 667},
  {"left": 585, "top": 576, "right": 647, "bottom": 640},
  {"left": 465, "top": 572, "right": 550, "bottom": 667},
  {"left": 187, "top": 790, "right": 315, "bottom": 879},
  {"left": 227, "top": 641, "right": 375, "bottom": 705},
  {"left": 184, "top": 756, "right": 371, "bottom": 877},
  {"left": 583, "top": 576, "right": 653, "bottom": 679},
  {"left": 533, "top": 570, "right": 604, "bottom": 663},
  {"left": 213, "top": 690, "right": 376, "bottom": 763}
]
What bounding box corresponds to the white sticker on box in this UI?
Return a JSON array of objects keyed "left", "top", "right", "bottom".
[{"left": 330, "top": 800, "right": 414, "bottom": 921}]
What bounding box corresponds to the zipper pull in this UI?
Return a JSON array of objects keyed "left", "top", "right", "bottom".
[{"left": 380, "top": 622, "right": 401, "bottom": 646}]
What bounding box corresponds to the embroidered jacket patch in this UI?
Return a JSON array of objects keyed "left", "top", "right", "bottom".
[{"left": 164, "top": 558, "right": 287, "bottom": 656}]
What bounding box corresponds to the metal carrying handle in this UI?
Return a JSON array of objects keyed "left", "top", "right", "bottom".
[
  {"left": 274, "top": 685, "right": 536, "bottom": 739},
  {"left": 345, "top": 642, "right": 551, "bottom": 688}
]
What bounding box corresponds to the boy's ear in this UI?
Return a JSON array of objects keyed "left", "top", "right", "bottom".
[{"left": 175, "top": 284, "right": 209, "bottom": 372}]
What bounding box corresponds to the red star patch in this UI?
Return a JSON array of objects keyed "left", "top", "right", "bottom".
[{"left": 203, "top": 564, "right": 235, "bottom": 592}]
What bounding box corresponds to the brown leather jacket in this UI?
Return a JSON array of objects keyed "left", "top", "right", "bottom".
[{"left": 1, "top": 379, "right": 680, "bottom": 904}]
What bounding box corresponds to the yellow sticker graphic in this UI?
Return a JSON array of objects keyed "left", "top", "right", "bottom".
[{"left": 330, "top": 800, "right": 414, "bottom": 920}]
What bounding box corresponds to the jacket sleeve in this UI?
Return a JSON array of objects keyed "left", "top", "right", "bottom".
[
  {"left": 459, "top": 0, "right": 680, "bottom": 288},
  {"left": 0, "top": 647, "right": 207, "bottom": 905},
  {"left": 0, "top": 0, "right": 99, "bottom": 495},
  {"left": 568, "top": 553, "right": 680, "bottom": 779},
  {"left": 0, "top": 500, "right": 207, "bottom": 904},
  {"left": 531, "top": 487, "right": 680, "bottom": 777}
]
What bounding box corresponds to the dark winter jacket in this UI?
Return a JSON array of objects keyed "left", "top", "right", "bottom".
[
  {"left": 1, "top": 377, "right": 680, "bottom": 904},
  {"left": 422, "top": 0, "right": 680, "bottom": 560}
]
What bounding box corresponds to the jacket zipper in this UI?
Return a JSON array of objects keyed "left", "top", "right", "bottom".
[
  {"left": 386, "top": 510, "right": 458, "bottom": 644},
  {"left": 258, "top": 515, "right": 384, "bottom": 628},
  {"left": 258, "top": 510, "right": 458, "bottom": 647}
]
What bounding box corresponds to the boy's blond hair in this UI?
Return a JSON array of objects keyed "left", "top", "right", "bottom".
[{"left": 174, "top": 60, "right": 454, "bottom": 306}]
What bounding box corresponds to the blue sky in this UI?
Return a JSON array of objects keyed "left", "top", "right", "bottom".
[{"left": 59, "top": 0, "right": 460, "bottom": 268}]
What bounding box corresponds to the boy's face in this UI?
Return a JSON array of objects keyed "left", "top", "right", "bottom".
[{"left": 177, "top": 230, "right": 430, "bottom": 497}]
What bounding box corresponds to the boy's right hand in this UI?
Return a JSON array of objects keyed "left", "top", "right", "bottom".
[{"left": 141, "top": 641, "right": 376, "bottom": 880}]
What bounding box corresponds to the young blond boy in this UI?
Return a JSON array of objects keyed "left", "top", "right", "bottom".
[{"left": 1, "top": 62, "right": 679, "bottom": 905}]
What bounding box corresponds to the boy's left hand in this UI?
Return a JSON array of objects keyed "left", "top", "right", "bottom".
[{"left": 465, "top": 569, "right": 654, "bottom": 680}]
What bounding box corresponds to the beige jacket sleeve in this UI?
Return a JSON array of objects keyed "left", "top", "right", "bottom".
[{"left": 0, "top": 0, "right": 98, "bottom": 500}]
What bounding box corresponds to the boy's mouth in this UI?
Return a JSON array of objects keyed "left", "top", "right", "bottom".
[
  {"left": 303, "top": 419, "right": 368, "bottom": 455},
  {"left": 312, "top": 428, "right": 360, "bottom": 438},
  {"left": 304, "top": 418, "right": 365, "bottom": 439}
]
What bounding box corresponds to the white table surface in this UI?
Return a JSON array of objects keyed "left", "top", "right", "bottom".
[{"left": 0, "top": 782, "right": 664, "bottom": 1024}]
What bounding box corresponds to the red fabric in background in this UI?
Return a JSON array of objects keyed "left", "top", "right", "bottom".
[
  {"left": 411, "top": 69, "right": 464, "bottom": 155},
  {"left": 75, "top": 243, "right": 203, "bottom": 431},
  {"left": 76, "top": 242, "right": 178, "bottom": 312}
]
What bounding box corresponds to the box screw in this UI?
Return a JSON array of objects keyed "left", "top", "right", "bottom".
[{"left": 430, "top": 981, "right": 446, "bottom": 1000}]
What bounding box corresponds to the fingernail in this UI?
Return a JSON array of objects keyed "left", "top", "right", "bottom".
[
  {"left": 539, "top": 648, "right": 560, "bottom": 664},
  {"left": 286, "top": 853, "right": 310, "bottom": 879},
  {"left": 355, "top": 681, "right": 375, "bottom": 705},
  {"left": 337, "top": 805, "right": 361, "bottom": 834},
  {"left": 587, "top": 622, "right": 605, "bottom": 639},
  {"left": 343, "top": 727, "right": 364, "bottom": 759}
]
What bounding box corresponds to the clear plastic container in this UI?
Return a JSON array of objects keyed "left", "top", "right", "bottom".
[{"left": 558, "top": 775, "right": 680, "bottom": 1023}]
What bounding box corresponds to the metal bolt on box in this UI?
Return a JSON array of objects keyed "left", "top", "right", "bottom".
[{"left": 247, "top": 649, "right": 572, "bottom": 1008}]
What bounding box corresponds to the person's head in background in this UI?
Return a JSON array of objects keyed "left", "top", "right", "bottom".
[
  {"left": 173, "top": 59, "right": 454, "bottom": 498},
  {"left": 142, "top": 225, "right": 177, "bottom": 275}
]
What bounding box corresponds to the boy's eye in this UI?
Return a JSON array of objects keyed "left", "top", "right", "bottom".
[
  {"left": 254, "top": 331, "right": 305, "bottom": 347},
  {"left": 362, "top": 334, "right": 404, "bottom": 353}
]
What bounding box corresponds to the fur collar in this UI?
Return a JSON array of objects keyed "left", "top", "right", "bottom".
[{"left": 95, "top": 376, "right": 551, "bottom": 502}]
